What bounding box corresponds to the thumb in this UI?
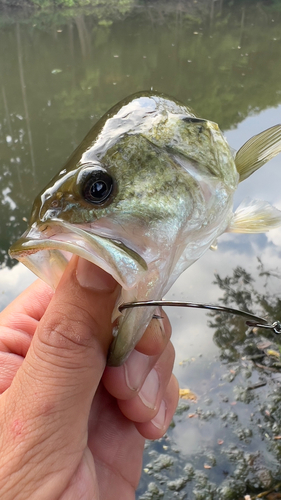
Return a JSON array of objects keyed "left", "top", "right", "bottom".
[
  {"left": 1, "top": 257, "right": 119, "bottom": 479},
  {"left": 27, "top": 255, "right": 119, "bottom": 405}
]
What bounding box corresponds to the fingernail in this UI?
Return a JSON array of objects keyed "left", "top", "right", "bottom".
[
  {"left": 124, "top": 350, "right": 151, "bottom": 391},
  {"left": 76, "top": 257, "right": 117, "bottom": 291},
  {"left": 139, "top": 368, "right": 159, "bottom": 409},
  {"left": 151, "top": 400, "right": 166, "bottom": 429}
]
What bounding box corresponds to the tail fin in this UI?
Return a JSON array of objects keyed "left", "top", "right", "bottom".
[
  {"left": 227, "top": 198, "right": 281, "bottom": 233},
  {"left": 235, "top": 125, "right": 281, "bottom": 182}
]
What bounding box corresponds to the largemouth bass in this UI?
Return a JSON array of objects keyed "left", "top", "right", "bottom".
[{"left": 9, "top": 92, "right": 281, "bottom": 365}]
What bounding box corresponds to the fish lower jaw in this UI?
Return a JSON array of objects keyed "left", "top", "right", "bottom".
[
  {"left": 10, "top": 247, "right": 41, "bottom": 258},
  {"left": 9, "top": 223, "right": 148, "bottom": 292}
]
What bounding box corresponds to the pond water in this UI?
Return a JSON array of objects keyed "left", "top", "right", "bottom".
[{"left": 1, "top": 1, "right": 281, "bottom": 498}]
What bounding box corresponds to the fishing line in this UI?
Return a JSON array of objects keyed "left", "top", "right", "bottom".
[{"left": 119, "top": 300, "right": 281, "bottom": 335}]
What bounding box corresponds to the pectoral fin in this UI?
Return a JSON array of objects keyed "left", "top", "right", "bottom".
[
  {"left": 235, "top": 125, "right": 281, "bottom": 182},
  {"left": 227, "top": 199, "right": 281, "bottom": 233}
]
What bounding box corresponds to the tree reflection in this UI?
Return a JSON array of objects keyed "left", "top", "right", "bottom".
[
  {"left": 209, "top": 260, "right": 281, "bottom": 366},
  {"left": 16, "top": 23, "right": 36, "bottom": 176},
  {"left": 1, "top": 0, "right": 281, "bottom": 269},
  {"left": 139, "top": 259, "right": 281, "bottom": 499}
]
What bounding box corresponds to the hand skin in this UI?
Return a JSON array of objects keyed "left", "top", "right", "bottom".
[{"left": 0, "top": 256, "right": 179, "bottom": 500}]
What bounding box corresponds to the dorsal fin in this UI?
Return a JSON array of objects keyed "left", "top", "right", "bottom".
[
  {"left": 235, "top": 125, "right": 281, "bottom": 182},
  {"left": 227, "top": 199, "right": 281, "bottom": 233}
]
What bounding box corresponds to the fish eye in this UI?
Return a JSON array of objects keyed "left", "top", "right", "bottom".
[{"left": 82, "top": 168, "right": 114, "bottom": 205}]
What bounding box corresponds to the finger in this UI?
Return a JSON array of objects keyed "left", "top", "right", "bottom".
[
  {"left": 102, "top": 310, "right": 172, "bottom": 400},
  {"left": 87, "top": 385, "right": 145, "bottom": 496},
  {"left": 135, "top": 373, "right": 179, "bottom": 440},
  {"left": 135, "top": 308, "right": 171, "bottom": 356},
  {"left": 0, "top": 281, "right": 54, "bottom": 392},
  {"left": 0, "top": 257, "right": 120, "bottom": 496},
  {"left": 0, "top": 278, "right": 54, "bottom": 329},
  {"left": 117, "top": 340, "right": 175, "bottom": 422},
  {"left": 0, "top": 352, "right": 23, "bottom": 393}
]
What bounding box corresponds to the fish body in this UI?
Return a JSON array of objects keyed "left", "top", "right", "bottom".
[{"left": 9, "top": 92, "right": 281, "bottom": 365}]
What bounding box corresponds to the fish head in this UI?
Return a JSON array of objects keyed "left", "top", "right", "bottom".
[{"left": 10, "top": 92, "right": 238, "bottom": 365}]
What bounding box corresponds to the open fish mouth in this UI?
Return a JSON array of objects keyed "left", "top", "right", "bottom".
[{"left": 9, "top": 219, "right": 148, "bottom": 292}]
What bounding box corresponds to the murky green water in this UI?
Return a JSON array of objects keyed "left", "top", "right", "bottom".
[{"left": 1, "top": 1, "right": 281, "bottom": 498}]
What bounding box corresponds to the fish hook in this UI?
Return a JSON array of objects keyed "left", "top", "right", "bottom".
[{"left": 118, "top": 300, "right": 281, "bottom": 335}]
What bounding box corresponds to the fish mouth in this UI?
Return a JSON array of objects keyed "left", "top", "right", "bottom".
[{"left": 9, "top": 219, "right": 148, "bottom": 291}]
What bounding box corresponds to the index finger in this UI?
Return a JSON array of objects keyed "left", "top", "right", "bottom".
[
  {"left": 102, "top": 310, "right": 172, "bottom": 400},
  {"left": 0, "top": 279, "right": 54, "bottom": 328}
]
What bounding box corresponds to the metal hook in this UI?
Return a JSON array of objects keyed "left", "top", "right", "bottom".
[{"left": 118, "top": 300, "right": 281, "bottom": 335}]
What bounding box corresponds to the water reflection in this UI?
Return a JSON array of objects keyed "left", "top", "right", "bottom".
[
  {"left": 138, "top": 259, "right": 281, "bottom": 498},
  {"left": 16, "top": 24, "right": 36, "bottom": 176},
  {"left": 210, "top": 261, "right": 281, "bottom": 360},
  {"left": 1, "top": 1, "right": 281, "bottom": 498},
  {"left": 1, "top": 0, "right": 281, "bottom": 269}
]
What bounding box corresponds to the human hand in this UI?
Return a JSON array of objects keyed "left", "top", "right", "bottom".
[{"left": 0, "top": 256, "right": 178, "bottom": 500}]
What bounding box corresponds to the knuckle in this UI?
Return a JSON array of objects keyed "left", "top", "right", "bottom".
[{"left": 39, "top": 302, "right": 93, "bottom": 352}]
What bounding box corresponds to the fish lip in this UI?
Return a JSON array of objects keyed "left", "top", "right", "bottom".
[{"left": 9, "top": 219, "right": 148, "bottom": 290}]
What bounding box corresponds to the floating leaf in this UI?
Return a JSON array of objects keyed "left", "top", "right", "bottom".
[
  {"left": 257, "top": 341, "right": 272, "bottom": 350},
  {"left": 267, "top": 349, "right": 280, "bottom": 358},
  {"left": 179, "top": 388, "right": 197, "bottom": 401}
]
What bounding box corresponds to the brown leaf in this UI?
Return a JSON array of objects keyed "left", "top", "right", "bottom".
[{"left": 257, "top": 341, "right": 272, "bottom": 350}]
